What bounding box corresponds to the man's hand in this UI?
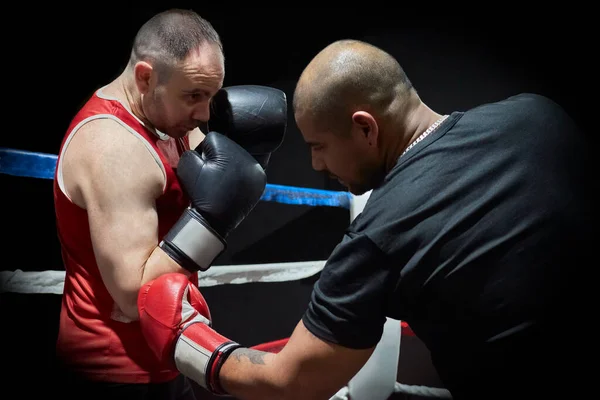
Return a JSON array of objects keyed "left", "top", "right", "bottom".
[{"left": 138, "top": 273, "right": 241, "bottom": 394}]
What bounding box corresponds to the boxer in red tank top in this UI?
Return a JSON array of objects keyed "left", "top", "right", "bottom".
[{"left": 52, "top": 9, "right": 224, "bottom": 400}]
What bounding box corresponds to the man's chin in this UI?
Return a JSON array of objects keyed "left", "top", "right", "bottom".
[
  {"left": 163, "top": 128, "right": 188, "bottom": 139},
  {"left": 347, "top": 181, "right": 380, "bottom": 196},
  {"left": 347, "top": 185, "right": 368, "bottom": 196}
]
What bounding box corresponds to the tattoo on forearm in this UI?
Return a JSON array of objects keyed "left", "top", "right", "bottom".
[{"left": 231, "top": 348, "right": 267, "bottom": 365}]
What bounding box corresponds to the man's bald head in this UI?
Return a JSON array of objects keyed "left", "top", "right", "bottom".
[{"left": 293, "top": 39, "right": 416, "bottom": 133}]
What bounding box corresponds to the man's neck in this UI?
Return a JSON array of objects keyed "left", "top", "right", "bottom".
[
  {"left": 384, "top": 102, "right": 442, "bottom": 171},
  {"left": 118, "top": 71, "right": 145, "bottom": 123},
  {"left": 105, "top": 72, "right": 167, "bottom": 140}
]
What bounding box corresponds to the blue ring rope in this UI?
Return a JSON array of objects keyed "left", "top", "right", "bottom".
[{"left": 0, "top": 147, "right": 352, "bottom": 209}]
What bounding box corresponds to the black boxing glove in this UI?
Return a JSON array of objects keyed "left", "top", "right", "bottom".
[
  {"left": 159, "top": 131, "right": 267, "bottom": 272},
  {"left": 208, "top": 85, "right": 287, "bottom": 169}
]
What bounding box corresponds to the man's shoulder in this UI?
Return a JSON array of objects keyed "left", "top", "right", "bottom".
[
  {"left": 468, "top": 92, "right": 563, "bottom": 117},
  {"left": 69, "top": 118, "right": 139, "bottom": 156},
  {"left": 503, "top": 92, "right": 563, "bottom": 111},
  {"left": 454, "top": 92, "right": 571, "bottom": 137},
  {"left": 63, "top": 117, "right": 163, "bottom": 179}
]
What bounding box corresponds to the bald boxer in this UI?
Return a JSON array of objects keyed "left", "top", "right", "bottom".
[
  {"left": 137, "top": 39, "right": 591, "bottom": 400},
  {"left": 53, "top": 8, "right": 286, "bottom": 400}
]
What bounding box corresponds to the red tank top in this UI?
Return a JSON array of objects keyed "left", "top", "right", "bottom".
[{"left": 53, "top": 88, "right": 198, "bottom": 383}]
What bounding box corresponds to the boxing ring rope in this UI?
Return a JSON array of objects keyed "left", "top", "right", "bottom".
[{"left": 0, "top": 146, "right": 452, "bottom": 399}]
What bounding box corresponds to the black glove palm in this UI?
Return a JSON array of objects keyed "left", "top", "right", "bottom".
[{"left": 177, "top": 131, "right": 267, "bottom": 236}]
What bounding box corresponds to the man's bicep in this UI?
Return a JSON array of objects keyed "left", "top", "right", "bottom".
[
  {"left": 86, "top": 177, "right": 160, "bottom": 312},
  {"left": 76, "top": 121, "right": 166, "bottom": 317},
  {"left": 275, "top": 320, "right": 375, "bottom": 399},
  {"left": 271, "top": 233, "right": 393, "bottom": 398},
  {"left": 302, "top": 232, "right": 393, "bottom": 349}
]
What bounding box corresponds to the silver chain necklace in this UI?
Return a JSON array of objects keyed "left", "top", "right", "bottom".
[{"left": 401, "top": 114, "right": 449, "bottom": 157}]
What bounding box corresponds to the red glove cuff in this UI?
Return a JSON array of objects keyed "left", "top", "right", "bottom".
[{"left": 177, "top": 321, "right": 241, "bottom": 395}]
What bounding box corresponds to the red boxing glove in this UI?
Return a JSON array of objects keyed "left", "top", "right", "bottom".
[{"left": 138, "top": 273, "right": 240, "bottom": 394}]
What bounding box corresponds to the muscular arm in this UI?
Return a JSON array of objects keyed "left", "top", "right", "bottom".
[
  {"left": 220, "top": 320, "right": 375, "bottom": 400},
  {"left": 62, "top": 119, "right": 191, "bottom": 319},
  {"left": 218, "top": 233, "right": 392, "bottom": 399}
]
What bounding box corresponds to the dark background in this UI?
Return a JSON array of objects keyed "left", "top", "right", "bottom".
[{"left": 0, "top": 3, "right": 594, "bottom": 399}]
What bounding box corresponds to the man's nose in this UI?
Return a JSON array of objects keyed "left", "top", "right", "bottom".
[
  {"left": 192, "top": 102, "right": 211, "bottom": 122},
  {"left": 311, "top": 154, "right": 326, "bottom": 172}
]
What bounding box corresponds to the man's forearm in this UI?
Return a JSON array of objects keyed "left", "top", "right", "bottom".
[
  {"left": 220, "top": 348, "right": 291, "bottom": 400},
  {"left": 142, "top": 246, "right": 194, "bottom": 286}
]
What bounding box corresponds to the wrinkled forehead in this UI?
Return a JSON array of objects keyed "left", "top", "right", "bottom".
[{"left": 171, "top": 43, "right": 225, "bottom": 90}]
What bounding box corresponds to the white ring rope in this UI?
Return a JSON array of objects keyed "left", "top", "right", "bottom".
[
  {"left": 0, "top": 260, "right": 327, "bottom": 294},
  {"left": 394, "top": 383, "right": 452, "bottom": 398},
  {"left": 330, "top": 384, "right": 452, "bottom": 399}
]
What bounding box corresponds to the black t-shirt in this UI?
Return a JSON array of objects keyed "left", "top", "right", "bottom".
[{"left": 302, "top": 93, "right": 592, "bottom": 396}]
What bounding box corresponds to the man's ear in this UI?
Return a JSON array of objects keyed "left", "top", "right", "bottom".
[
  {"left": 133, "top": 61, "right": 154, "bottom": 95},
  {"left": 352, "top": 111, "right": 379, "bottom": 146}
]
